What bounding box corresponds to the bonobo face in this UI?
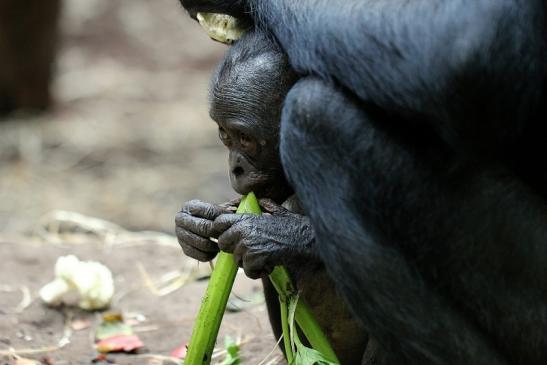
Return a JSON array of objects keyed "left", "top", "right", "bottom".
[
  {"left": 209, "top": 45, "right": 297, "bottom": 203},
  {"left": 214, "top": 116, "right": 291, "bottom": 202}
]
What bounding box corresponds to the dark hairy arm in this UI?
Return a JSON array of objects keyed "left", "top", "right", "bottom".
[
  {"left": 182, "top": 0, "right": 545, "bottom": 147},
  {"left": 280, "top": 77, "right": 547, "bottom": 364},
  {"left": 254, "top": 1, "right": 543, "bottom": 102}
]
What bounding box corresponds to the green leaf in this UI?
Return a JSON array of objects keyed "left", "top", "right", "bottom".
[
  {"left": 293, "top": 346, "right": 339, "bottom": 365},
  {"left": 288, "top": 294, "right": 299, "bottom": 356},
  {"left": 218, "top": 336, "right": 240, "bottom": 365},
  {"left": 288, "top": 296, "right": 338, "bottom": 365}
]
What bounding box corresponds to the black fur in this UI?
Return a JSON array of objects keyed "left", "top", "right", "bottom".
[{"left": 179, "top": 1, "right": 547, "bottom": 364}]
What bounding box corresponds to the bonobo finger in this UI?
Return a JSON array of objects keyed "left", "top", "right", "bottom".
[
  {"left": 182, "top": 244, "right": 217, "bottom": 262},
  {"left": 259, "top": 199, "right": 288, "bottom": 215},
  {"left": 242, "top": 250, "right": 273, "bottom": 280},
  {"left": 217, "top": 225, "right": 243, "bottom": 253},
  {"left": 178, "top": 242, "right": 217, "bottom": 262},
  {"left": 175, "top": 212, "right": 215, "bottom": 237},
  {"left": 213, "top": 213, "right": 246, "bottom": 235},
  {"left": 231, "top": 240, "right": 246, "bottom": 268},
  {"left": 183, "top": 200, "right": 232, "bottom": 220},
  {"left": 218, "top": 197, "right": 242, "bottom": 210},
  {"left": 176, "top": 226, "right": 219, "bottom": 255},
  {"left": 180, "top": 242, "right": 217, "bottom": 262},
  {"left": 177, "top": 240, "right": 217, "bottom": 262}
]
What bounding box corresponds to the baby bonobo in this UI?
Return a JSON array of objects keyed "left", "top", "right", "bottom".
[{"left": 175, "top": 30, "right": 373, "bottom": 364}]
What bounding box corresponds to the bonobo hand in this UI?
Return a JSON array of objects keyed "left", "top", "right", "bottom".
[
  {"left": 175, "top": 199, "right": 238, "bottom": 261},
  {"left": 180, "top": 0, "right": 248, "bottom": 19},
  {"left": 213, "top": 199, "right": 316, "bottom": 279}
]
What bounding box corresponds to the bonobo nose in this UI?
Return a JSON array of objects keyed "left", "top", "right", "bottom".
[{"left": 232, "top": 166, "right": 244, "bottom": 177}]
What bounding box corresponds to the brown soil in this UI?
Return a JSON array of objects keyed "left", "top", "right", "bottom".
[
  {"left": 0, "top": 238, "right": 281, "bottom": 365},
  {"left": 0, "top": 0, "right": 281, "bottom": 364}
]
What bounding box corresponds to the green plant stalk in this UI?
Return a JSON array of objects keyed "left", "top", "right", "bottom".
[
  {"left": 185, "top": 195, "right": 253, "bottom": 365},
  {"left": 239, "top": 194, "right": 339, "bottom": 364},
  {"left": 279, "top": 295, "right": 295, "bottom": 364},
  {"left": 185, "top": 192, "right": 339, "bottom": 365},
  {"left": 269, "top": 267, "right": 340, "bottom": 364}
]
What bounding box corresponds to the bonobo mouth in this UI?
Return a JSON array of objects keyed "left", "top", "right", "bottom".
[
  {"left": 232, "top": 180, "right": 293, "bottom": 204},
  {"left": 231, "top": 180, "right": 267, "bottom": 197},
  {"left": 230, "top": 168, "right": 294, "bottom": 203},
  {"left": 230, "top": 170, "right": 268, "bottom": 194}
]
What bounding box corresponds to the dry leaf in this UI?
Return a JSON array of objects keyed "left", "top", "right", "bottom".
[
  {"left": 170, "top": 342, "right": 188, "bottom": 359},
  {"left": 95, "top": 334, "right": 144, "bottom": 353}
]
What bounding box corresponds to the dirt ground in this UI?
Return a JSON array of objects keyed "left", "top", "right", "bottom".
[
  {"left": 0, "top": 0, "right": 281, "bottom": 364},
  {"left": 0, "top": 238, "right": 280, "bottom": 365}
]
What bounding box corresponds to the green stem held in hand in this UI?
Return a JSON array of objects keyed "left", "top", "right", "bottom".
[
  {"left": 184, "top": 193, "right": 339, "bottom": 365},
  {"left": 184, "top": 194, "right": 258, "bottom": 365}
]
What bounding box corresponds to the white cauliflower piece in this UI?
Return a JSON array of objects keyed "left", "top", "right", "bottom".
[{"left": 39, "top": 255, "right": 114, "bottom": 310}]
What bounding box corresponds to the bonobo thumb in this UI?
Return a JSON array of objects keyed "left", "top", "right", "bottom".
[{"left": 213, "top": 214, "right": 246, "bottom": 235}]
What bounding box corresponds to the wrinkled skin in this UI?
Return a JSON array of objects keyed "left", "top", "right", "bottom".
[
  {"left": 176, "top": 195, "right": 371, "bottom": 365},
  {"left": 176, "top": 198, "right": 314, "bottom": 279},
  {"left": 215, "top": 199, "right": 315, "bottom": 278}
]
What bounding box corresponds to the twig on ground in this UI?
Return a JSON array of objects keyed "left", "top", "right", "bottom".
[
  {"left": 0, "top": 346, "right": 61, "bottom": 356},
  {"left": 0, "top": 285, "right": 33, "bottom": 313},
  {"left": 34, "top": 210, "right": 179, "bottom": 248},
  {"left": 136, "top": 261, "right": 210, "bottom": 297},
  {"left": 132, "top": 325, "right": 160, "bottom": 333},
  {"left": 131, "top": 354, "right": 181, "bottom": 364},
  {"left": 58, "top": 310, "right": 74, "bottom": 348},
  {"left": 256, "top": 335, "right": 283, "bottom": 365}
]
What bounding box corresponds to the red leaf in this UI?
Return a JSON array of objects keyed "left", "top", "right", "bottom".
[
  {"left": 170, "top": 343, "right": 188, "bottom": 359},
  {"left": 96, "top": 334, "right": 144, "bottom": 353}
]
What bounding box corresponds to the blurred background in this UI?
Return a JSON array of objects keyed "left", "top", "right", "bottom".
[
  {"left": 0, "top": 1, "right": 280, "bottom": 364},
  {"left": 0, "top": 0, "right": 233, "bottom": 236}
]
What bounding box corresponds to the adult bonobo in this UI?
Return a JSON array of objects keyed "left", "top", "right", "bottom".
[
  {"left": 178, "top": 1, "right": 547, "bottom": 364},
  {"left": 176, "top": 30, "right": 375, "bottom": 364}
]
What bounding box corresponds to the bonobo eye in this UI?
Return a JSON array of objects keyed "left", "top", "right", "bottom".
[
  {"left": 218, "top": 126, "right": 231, "bottom": 146},
  {"left": 240, "top": 133, "right": 257, "bottom": 155},
  {"left": 240, "top": 133, "right": 251, "bottom": 147}
]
